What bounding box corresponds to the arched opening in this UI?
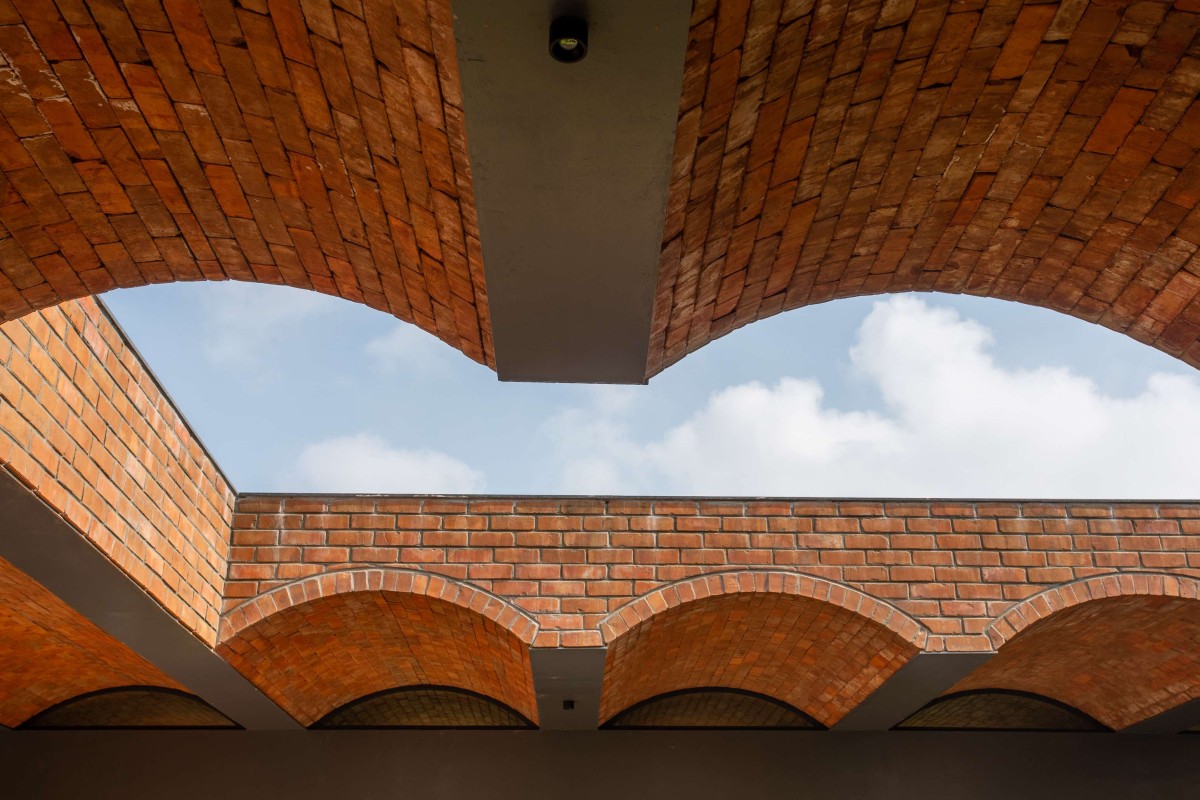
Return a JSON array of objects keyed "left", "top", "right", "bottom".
[
  {"left": 958, "top": 575, "right": 1200, "bottom": 730},
  {"left": 217, "top": 570, "right": 538, "bottom": 727},
  {"left": 599, "top": 572, "right": 927, "bottom": 729}
]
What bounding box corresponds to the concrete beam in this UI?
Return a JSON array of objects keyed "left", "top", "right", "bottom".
[
  {"left": 0, "top": 470, "right": 298, "bottom": 730},
  {"left": 832, "top": 652, "right": 994, "bottom": 731},
  {"left": 455, "top": 0, "right": 691, "bottom": 383},
  {"left": 530, "top": 647, "right": 607, "bottom": 730}
]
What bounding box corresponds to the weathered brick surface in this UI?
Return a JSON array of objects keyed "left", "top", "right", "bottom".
[
  {"left": 0, "top": 299, "right": 234, "bottom": 642},
  {"left": 599, "top": 571, "right": 924, "bottom": 726},
  {"left": 954, "top": 572, "right": 1200, "bottom": 729},
  {"left": 0, "top": 0, "right": 492, "bottom": 366},
  {"left": 0, "top": 555, "right": 182, "bottom": 728},
  {"left": 226, "top": 496, "right": 1200, "bottom": 652},
  {"left": 648, "top": 0, "right": 1200, "bottom": 377},
  {"left": 217, "top": 570, "right": 537, "bottom": 726}
]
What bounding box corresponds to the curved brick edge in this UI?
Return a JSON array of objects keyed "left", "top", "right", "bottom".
[
  {"left": 986, "top": 572, "right": 1200, "bottom": 649},
  {"left": 599, "top": 570, "right": 929, "bottom": 649},
  {"left": 218, "top": 568, "right": 539, "bottom": 647}
]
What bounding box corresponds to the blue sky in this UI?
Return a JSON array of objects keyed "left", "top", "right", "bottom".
[{"left": 102, "top": 282, "right": 1200, "bottom": 498}]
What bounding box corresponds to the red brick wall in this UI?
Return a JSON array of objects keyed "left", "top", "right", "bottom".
[
  {"left": 226, "top": 496, "right": 1200, "bottom": 651},
  {"left": 0, "top": 298, "right": 234, "bottom": 642}
]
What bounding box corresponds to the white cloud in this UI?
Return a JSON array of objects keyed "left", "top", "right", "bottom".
[
  {"left": 291, "top": 434, "right": 484, "bottom": 493},
  {"left": 200, "top": 281, "right": 332, "bottom": 371},
  {"left": 365, "top": 322, "right": 454, "bottom": 372},
  {"left": 543, "top": 296, "right": 1200, "bottom": 498}
]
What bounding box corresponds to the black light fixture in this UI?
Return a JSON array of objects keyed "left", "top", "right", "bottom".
[{"left": 549, "top": 16, "right": 588, "bottom": 63}]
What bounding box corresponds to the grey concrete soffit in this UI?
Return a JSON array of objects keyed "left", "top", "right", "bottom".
[
  {"left": 832, "top": 652, "right": 996, "bottom": 731},
  {"left": 455, "top": 0, "right": 691, "bottom": 383}
]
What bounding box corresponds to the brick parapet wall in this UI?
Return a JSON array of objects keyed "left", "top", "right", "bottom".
[
  {"left": 0, "top": 299, "right": 235, "bottom": 643},
  {"left": 227, "top": 495, "right": 1200, "bottom": 650}
]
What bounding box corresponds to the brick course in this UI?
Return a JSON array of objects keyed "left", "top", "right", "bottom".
[
  {"left": 0, "top": 299, "right": 233, "bottom": 642},
  {"left": 648, "top": 0, "right": 1200, "bottom": 377}
]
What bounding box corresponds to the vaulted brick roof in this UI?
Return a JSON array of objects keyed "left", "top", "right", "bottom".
[
  {"left": 599, "top": 572, "right": 925, "bottom": 727},
  {"left": 648, "top": 0, "right": 1200, "bottom": 376},
  {"left": 217, "top": 584, "right": 537, "bottom": 726},
  {"left": 0, "top": 555, "right": 182, "bottom": 727},
  {"left": 1, "top": 1, "right": 1197, "bottom": 381},
  {"left": 0, "top": 0, "right": 492, "bottom": 365},
  {"left": 953, "top": 592, "right": 1200, "bottom": 729}
]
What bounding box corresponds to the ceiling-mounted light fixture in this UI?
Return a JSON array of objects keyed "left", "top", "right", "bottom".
[{"left": 549, "top": 16, "right": 588, "bottom": 63}]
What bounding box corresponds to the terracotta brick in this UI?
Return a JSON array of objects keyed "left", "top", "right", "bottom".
[
  {"left": 963, "top": 577, "right": 1200, "bottom": 729},
  {"left": 219, "top": 574, "right": 536, "bottom": 726},
  {"left": 599, "top": 573, "right": 924, "bottom": 726},
  {"left": 0, "top": 555, "right": 185, "bottom": 727},
  {"left": 0, "top": 0, "right": 492, "bottom": 368},
  {"left": 1, "top": 300, "right": 233, "bottom": 642},
  {"left": 646, "top": 0, "right": 1200, "bottom": 378}
]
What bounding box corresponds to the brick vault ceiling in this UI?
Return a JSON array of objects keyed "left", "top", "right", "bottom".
[{"left": 0, "top": 1, "right": 1194, "bottom": 382}]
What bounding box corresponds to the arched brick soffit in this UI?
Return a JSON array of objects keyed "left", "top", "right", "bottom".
[
  {"left": 0, "top": 555, "right": 184, "bottom": 728},
  {"left": 599, "top": 570, "right": 929, "bottom": 728},
  {"left": 956, "top": 571, "right": 1200, "bottom": 730},
  {"left": 0, "top": 0, "right": 493, "bottom": 367},
  {"left": 984, "top": 570, "right": 1200, "bottom": 647},
  {"left": 216, "top": 568, "right": 538, "bottom": 727},
  {"left": 647, "top": 0, "right": 1200, "bottom": 378}
]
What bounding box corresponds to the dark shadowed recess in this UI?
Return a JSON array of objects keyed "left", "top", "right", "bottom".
[
  {"left": 312, "top": 685, "right": 535, "bottom": 730},
  {"left": 894, "top": 690, "right": 1110, "bottom": 733},
  {"left": 602, "top": 687, "right": 823, "bottom": 730},
  {"left": 20, "top": 687, "right": 238, "bottom": 730}
]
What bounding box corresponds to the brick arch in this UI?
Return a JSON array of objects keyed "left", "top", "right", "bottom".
[
  {"left": 218, "top": 568, "right": 539, "bottom": 645},
  {"left": 599, "top": 570, "right": 928, "bottom": 727},
  {"left": 0, "top": 0, "right": 492, "bottom": 367},
  {"left": 216, "top": 569, "right": 538, "bottom": 726},
  {"left": 956, "top": 572, "right": 1200, "bottom": 730},
  {"left": 647, "top": 0, "right": 1200, "bottom": 378},
  {"left": 984, "top": 572, "right": 1200, "bottom": 648}
]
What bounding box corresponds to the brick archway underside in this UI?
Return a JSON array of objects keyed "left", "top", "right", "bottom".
[
  {"left": 217, "top": 590, "right": 536, "bottom": 727},
  {"left": 0, "top": 556, "right": 182, "bottom": 727},
  {"left": 0, "top": 1, "right": 1196, "bottom": 383},
  {"left": 952, "top": 594, "right": 1200, "bottom": 729},
  {"left": 600, "top": 590, "right": 922, "bottom": 728},
  {"left": 0, "top": 0, "right": 492, "bottom": 366},
  {"left": 647, "top": 0, "right": 1200, "bottom": 376}
]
